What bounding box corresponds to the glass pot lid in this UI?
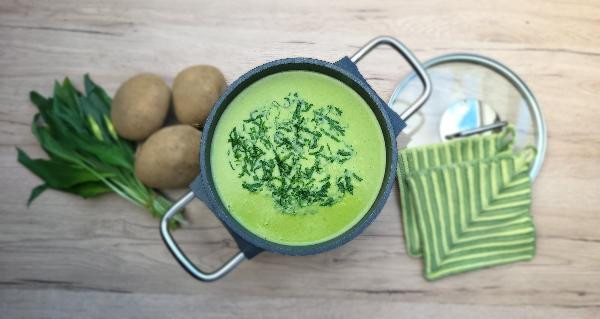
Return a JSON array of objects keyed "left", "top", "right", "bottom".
[{"left": 389, "top": 53, "right": 546, "bottom": 180}]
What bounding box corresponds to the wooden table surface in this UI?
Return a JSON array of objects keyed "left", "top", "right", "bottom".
[{"left": 1, "top": 0, "right": 599, "bottom": 318}]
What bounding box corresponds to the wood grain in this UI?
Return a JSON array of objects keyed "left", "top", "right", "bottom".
[{"left": 1, "top": 0, "right": 599, "bottom": 318}]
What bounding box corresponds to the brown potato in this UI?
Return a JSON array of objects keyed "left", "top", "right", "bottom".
[
  {"left": 172, "top": 65, "right": 226, "bottom": 127},
  {"left": 111, "top": 73, "right": 170, "bottom": 141},
  {"left": 135, "top": 125, "right": 201, "bottom": 189}
]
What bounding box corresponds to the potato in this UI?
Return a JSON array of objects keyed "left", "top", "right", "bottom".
[
  {"left": 172, "top": 65, "right": 226, "bottom": 127},
  {"left": 111, "top": 73, "right": 170, "bottom": 141},
  {"left": 135, "top": 125, "right": 201, "bottom": 189}
]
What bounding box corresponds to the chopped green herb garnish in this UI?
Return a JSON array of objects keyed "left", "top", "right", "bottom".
[{"left": 227, "top": 92, "right": 363, "bottom": 214}]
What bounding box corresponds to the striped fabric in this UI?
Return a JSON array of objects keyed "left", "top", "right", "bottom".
[
  {"left": 406, "top": 153, "right": 535, "bottom": 280},
  {"left": 397, "top": 129, "right": 515, "bottom": 257}
]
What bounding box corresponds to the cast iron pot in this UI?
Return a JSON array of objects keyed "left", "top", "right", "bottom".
[{"left": 160, "top": 36, "right": 432, "bottom": 281}]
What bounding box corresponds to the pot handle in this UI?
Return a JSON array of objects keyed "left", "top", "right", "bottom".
[
  {"left": 350, "top": 36, "right": 432, "bottom": 122},
  {"left": 160, "top": 191, "right": 247, "bottom": 282}
]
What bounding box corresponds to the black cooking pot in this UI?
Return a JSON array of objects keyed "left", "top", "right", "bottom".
[{"left": 160, "top": 36, "right": 431, "bottom": 281}]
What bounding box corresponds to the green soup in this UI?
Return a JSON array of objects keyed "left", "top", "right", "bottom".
[{"left": 210, "top": 70, "right": 386, "bottom": 245}]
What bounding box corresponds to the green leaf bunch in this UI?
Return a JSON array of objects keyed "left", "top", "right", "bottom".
[{"left": 17, "top": 75, "right": 185, "bottom": 227}]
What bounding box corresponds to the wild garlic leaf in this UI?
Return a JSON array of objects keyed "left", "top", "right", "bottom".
[
  {"left": 29, "top": 91, "right": 51, "bottom": 112},
  {"left": 84, "top": 75, "right": 112, "bottom": 108},
  {"left": 31, "top": 120, "right": 79, "bottom": 163},
  {"left": 64, "top": 181, "right": 112, "bottom": 198},
  {"left": 17, "top": 148, "right": 103, "bottom": 188},
  {"left": 27, "top": 184, "right": 48, "bottom": 206},
  {"left": 83, "top": 74, "right": 97, "bottom": 96},
  {"left": 72, "top": 138, "right": 134, "bottom": 171},
  {"left": 53, "top": 79, "right": 79, "bottom": 110}
]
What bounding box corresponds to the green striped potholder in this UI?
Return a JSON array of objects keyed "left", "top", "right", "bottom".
[
  {"left": 406, "top": 152, "right": 536, "bottom": 280},
  {"left": 397, "top": 128, "right": 515, "bottom": 257}
]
